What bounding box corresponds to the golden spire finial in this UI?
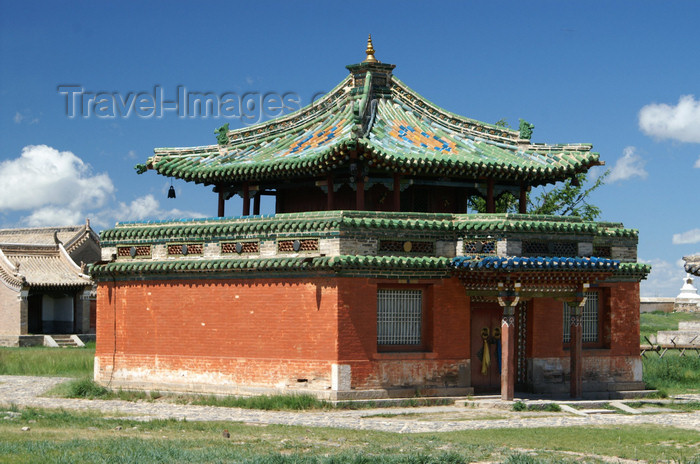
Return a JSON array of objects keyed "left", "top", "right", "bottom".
[{"left": 364, "top": 34, "right": 378, "bottom": 63}]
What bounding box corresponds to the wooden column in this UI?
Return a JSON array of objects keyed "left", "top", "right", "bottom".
[
  {"left": 497, "top": 281, "right": 520, "bottom": 401},
  {"left": 327, "top": 174, "right": 334, "bottom": 211},
  {"left": 501, "top": 308, "right": 517, "bottom": 401},
  {"left": 242, "top": 182, "right": 250, "bottom": 216},
  {"left": 393, "top": 173, "right": 401, "bottom": 212},
  {"left": 356, "top": 175, "right": 365, "bottom": 211},
  {"left": 570, "top": 284, "right": 588, "bottom": 398},
  {"left": 217, "top": 190, "right": 225, "bottom": 217},
  {"left": 519, "top": 185, "right": 527, "bottom": 214},
  {"left": 570, "top": 312, "right": 583, "bottom": 398},
  {"left": 486, "top": 179, "right": 495, "bottom": 213},
  {"left": 253, "top": 191, "right": 261, "bottom": 216}
]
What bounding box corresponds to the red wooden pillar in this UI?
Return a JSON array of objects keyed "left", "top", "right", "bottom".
[
  {"left": 570, "top": 284, "right": 588, "bottom": 398},
  {"left": 253, "top": 191, "right": 261, "bottom": 216},
  {"left": 393, "top": 173, "right": 401, "bottom": 212},
  {"left": 497, "top": 281, "right": 520, "bottom": 401},
  {"left": 486, "top": 179, "right": 495, "bottom": 213},
  {"left": 519, "top": 185, "right": 527, "bottom": 214},
  {"left": 242, "top": 182, "right": 250, "bottom": 216},
  {"left": 356, "top": 175, "right": 365, "bottom": 211},
  {"left": 217, "top": 190, "right": 225, "bottom": 217},
  {"left": 501, "top": 309, "right": 516, "bottom": 401},
  {"left": 327, "top": 174, "right": 334, "bottom": 211},
  {"left": 570, "top": 313, "right": 583, "bottom": 398}
]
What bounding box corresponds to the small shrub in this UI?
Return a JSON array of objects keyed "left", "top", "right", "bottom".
[
  {"left": 66, "top": 378, "right": 111, "bottom": 398},
  {"left": 542, "top": 403, "right": 561, "bottom": 412},
  {"left": 512, "top": 401, "right": 527, "bottom": 411}
]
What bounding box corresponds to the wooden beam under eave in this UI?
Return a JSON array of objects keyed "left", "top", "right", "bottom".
[
  {"left": 242, "top": 181, "right": 250, "bottom": 216},
  {"left": 393, "top": 172, "right": 401, "bottom": 212},
  {"left": 218, "top": 190, "right": 225, "bottom": 217},
  {"left": 253, "top": 191, "right": 261, "bottom": 216},
  {"left": 486, "top": 178, "right": 495, "bottom": 213},
  {"left": 327, "top": 174, "right": 334, "bottom": 211},
  {"left": 356, "top": 175, "right": 365, "bottom": 211},
  {"left": 519, "top": 185, "right": 528, "bottom": 214}
]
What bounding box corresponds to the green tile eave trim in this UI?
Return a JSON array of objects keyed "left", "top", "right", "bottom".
[
  {"left": 89, "top": 255, "right": 649, "bottom": 281},
  {"left": 90, "top": 255, "right": 452, "bottom": 280},
  {"left": 99, "top": 211, "right": 639, "bottom": 245}
]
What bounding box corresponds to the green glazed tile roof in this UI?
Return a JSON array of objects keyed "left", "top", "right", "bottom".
[
  {"left": 145, "top": 61, "right": 600, "bottom": 187},
  {"left": 100, "top": 211, "right": 638, "bottom": 245},
  {"left": 90, "top": 254, "right": 649, "bottom": 281},
  {"left": 90, "top": 255, "right": 451, "bottom": 280}
]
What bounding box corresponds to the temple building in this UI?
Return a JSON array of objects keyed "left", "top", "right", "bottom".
[
  {"left": 93, "top": 38, "right": 650, "bottom": 400},
  {"left": 0, "top": 221, "right": 99, "bottom": 346}
]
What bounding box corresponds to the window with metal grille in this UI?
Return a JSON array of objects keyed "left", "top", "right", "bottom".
[
  {"left": 563, "top": 292, "right": 599, "bottom": 343},
  {"left": 377, "top": 289, "right": 423, "bottom": 346}
]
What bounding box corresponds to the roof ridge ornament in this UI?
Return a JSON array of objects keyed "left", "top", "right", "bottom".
[{"left": 364, "top": 34, "right": 378, "bottom": 63}]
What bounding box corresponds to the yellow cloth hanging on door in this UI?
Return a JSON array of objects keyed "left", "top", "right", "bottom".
[{"left": 480, "top": 329, "right": 491, "bottom": 375}]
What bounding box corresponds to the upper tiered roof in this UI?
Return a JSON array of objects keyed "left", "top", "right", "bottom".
[{"left": 142, "top": 37, "right": 601, "bottom": 189}]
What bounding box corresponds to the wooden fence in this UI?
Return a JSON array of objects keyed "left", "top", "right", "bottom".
[{"left": 641, "top": 336, "right": 700, "bottom": 358}]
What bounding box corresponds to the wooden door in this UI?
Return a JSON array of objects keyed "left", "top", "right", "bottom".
[{"left": 470, "top": 303, "right": 502, "bottom": 393}]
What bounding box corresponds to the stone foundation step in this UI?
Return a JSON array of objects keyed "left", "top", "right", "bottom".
[
  {"left": 579, "top": 408, "right": 617, "bottom": 415},
  {"left": 45, "top": 335, "right": 84, "bottom": 348}
]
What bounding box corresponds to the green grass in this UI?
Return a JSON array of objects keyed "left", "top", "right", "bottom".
[
  {"left": 640, "top": 311, "right": 700, "bottom": 343},
  {"left": 512, "top": 402, "right": 560, "bottom": 412},
  {"left": 49, "top": 378, "right": 333, "bottom": 410},
  {"left": 0, "top": 408, "right": 699, "bottom": 463},
  {"left": 0, "top": 345, "right": 94, "bottom": 377},
  {"left": 185, "top": 393, "right": 331, "bottom": 410},
  {"left": 643, "top": 353, "right": 700, "bottom": 395},
  {"left": 627, "top": 400, "right": 700, "bottom": 413}
]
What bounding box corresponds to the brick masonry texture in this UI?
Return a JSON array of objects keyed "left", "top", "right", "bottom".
[{"left": 96, "top": 276, "right": 473, "bottom": 394}]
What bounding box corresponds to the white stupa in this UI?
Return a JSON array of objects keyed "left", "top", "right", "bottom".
[{"left": 674, "top": 274, "right": 700, "bottom": 312}]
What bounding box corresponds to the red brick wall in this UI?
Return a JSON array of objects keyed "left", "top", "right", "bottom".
[
  {"left": 527, "top": 281, "right": 640, "bottom": 359},
  {"left": 96, "top": 275, "right": 471, "bottom": 392},
  {"left": 96, "top": 275, "right": 638, "bottom": 393},
  {"left": 336, "top": 277, "right": 470, "bottom": 389},
  {"left": 96, "top": 278, "right": 340, "bottom": 387},
  {"left": 607, "top": 281, "right": 640, "bottom": 356}
]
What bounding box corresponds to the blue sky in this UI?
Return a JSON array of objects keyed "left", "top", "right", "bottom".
[{"left": 1, "top": 1, "right": 699, "bottom": 296}]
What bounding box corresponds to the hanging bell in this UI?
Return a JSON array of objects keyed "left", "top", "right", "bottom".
[{"left": 167, "top": 185, "right": 176, "bottom": 199}]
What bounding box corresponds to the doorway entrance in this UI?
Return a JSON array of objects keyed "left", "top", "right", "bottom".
[
  {"left": 470, "top": 302, "right": 502, "bottom": 393},
  {"left": 470, "top": 301, "right": 528, "bottom": 394}
]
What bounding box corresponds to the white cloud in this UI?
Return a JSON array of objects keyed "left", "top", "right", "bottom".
[
  {"left": 694, "top": 155, "right": 700, "bottom": 168},
  {"left": 24, "top": 207, "right": 85, "bottom": 227},
  {"left": 673, "top": 228, "right": 700, "bottom": 245},
  {"left": 126, "top": 150, "right": 137, "bottom": 159},
  {"left": 640, "top": 257, "right": 687, "bottom": 297},
  {"left": 91, "top": 194, "right": 204, "bottom": 228},
  {"left": 608, "top": 146, "right": 648, "bottom": 182},
  {"left": 639, "top": 95, "right": 700, "bottom": 143},
  {"left": 0, "top": 145, "right": 114, "bottom": 215},
  {"left": 12, "top": 111, "right": 39, "bottom": 125}
]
